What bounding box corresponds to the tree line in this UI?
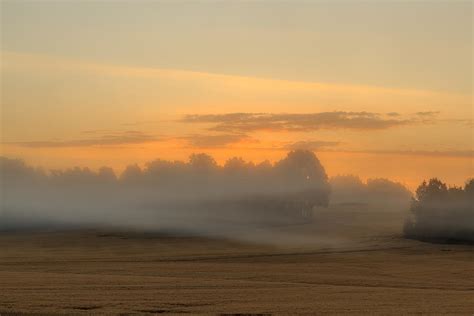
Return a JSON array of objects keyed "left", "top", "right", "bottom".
[{"left": 404, "top": 178, "right": 474, "bottom": 243}]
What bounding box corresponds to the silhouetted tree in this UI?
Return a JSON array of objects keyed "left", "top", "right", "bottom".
[
  {"left": 404, "top": 178, "right": 474, "bottom": 243},
  {"left": 189, "top": 153, "right": 217, "bottom": 172},
  {"left": 329, "top": 175, "right": 411, "bottom": 207},
  {"left": 120, "top": 164, "right": 143, "bottom": 184},
  {"left": 1, "top": 151, "right": 333, "bottom": 229}
]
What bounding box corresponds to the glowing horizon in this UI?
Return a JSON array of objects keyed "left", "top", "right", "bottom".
[{"left": 1, "top": 1, "right": 472, "bottom": 191}]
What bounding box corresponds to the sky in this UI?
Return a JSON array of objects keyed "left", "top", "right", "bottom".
[{"left": 1, "top": 0, "right": 472, "bottom": 190}]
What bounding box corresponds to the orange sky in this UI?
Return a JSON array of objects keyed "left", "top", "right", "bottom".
[{"left": 1, "top": 1, "right": 472, "bottom": 191}]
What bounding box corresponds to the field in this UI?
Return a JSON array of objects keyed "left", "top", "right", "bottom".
[{"left": 1, "top": 205, "right": 473, "bottom": 315}]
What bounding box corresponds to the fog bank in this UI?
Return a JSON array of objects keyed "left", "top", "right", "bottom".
[
  {"left": 329, "top": 175, "right": 412, "bottom": 209},
  {"left": 1, "top": 151, "right": 331, "bottom": 241},
  {"left": 2, "top": 150, "right": 450, "bottom": 245},
  {"left": 404, "top": 178, "right": 474, "bottom": 243}
]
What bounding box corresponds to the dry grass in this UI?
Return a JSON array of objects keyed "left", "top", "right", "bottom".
[{"left": 0, "top": 206, "right": 473, "bottom": 315}]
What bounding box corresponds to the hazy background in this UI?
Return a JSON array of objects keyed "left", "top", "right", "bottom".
[{"left": 1, "top": 150, "right": 421, "bottom": 245}]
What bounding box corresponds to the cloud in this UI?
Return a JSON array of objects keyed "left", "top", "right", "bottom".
[
  {"left": 389, "top": 150, "right": 473, "bottom": 158},
  {"left": 181, "top": 134, "right": 250, "bottom": 148},
  {"left": 3, "top": 51, "right": 454, "bottom": 98},
  {"left": 416, "top": 111, "right": 440, "bottom": 117},
  {"left": 414, "top": 111, "right": 440, "bottom": 123},
  {"left": 7, "top": 131, "right": 159, "bottom": 148},
  {"left": 284, "top": 140, "right": 340, "bottom": 151},
  {"left": 182, "top": 112, "right": 413, "bottom": 132},
  {"left": 441, "top": 118, "right": 473, "bottom": 127},
  {"left": 335, "top": 149, "right": 474, "bottom": 158}
]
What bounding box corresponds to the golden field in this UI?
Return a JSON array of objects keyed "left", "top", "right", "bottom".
[{"left": 1, "top": 205, "right": 473, "bottom": 315}]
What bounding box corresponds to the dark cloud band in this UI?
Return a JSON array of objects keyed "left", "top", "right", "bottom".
[{"left": 182, "top": 111, "right": 413, "bottom": 132}]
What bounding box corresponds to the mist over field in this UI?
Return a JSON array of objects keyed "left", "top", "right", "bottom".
[
  {"left": 1, "top": 151, "right": 325, "bottom": 233},
  {"left": 329, "top": 175, "right": 412, "bottom": 208},
  {"left": 0, "top": 150, "right": 431, "bottom": 245},
  {"left": 404, "top": 178, "right": 474, "bottom": 243}
]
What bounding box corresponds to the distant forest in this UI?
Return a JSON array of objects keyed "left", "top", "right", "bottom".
[{"left": 1, "top": 151, "right": 473, "bottom": 243}]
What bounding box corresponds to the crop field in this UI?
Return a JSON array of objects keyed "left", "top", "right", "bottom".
[{"left": 1, "top": 206, "right": 472, "bottom": 315}]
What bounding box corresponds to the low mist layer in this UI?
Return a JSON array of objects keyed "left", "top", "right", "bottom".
[
  {"left": 1, "top": 151, "right": 332, "bottom": 241},
  {"left": 329, "top": 175, "right": 412, "bottom": 209},
  {"left": 3, "top": 150, "right": 468, "bottom": 245},
  {"left": 404, "top": 178, "right": 474, "bottom": 243}
]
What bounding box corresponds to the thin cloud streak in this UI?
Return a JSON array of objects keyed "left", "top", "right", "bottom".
[
  {"left": 415, "top": 111, "right": 440, "bottom": 117},
  {"left": 284, "top": 140, "right": 341, "bottom": 151},
  {"left": 7, "top": 131, "right": 159, "bottom": 148},
  {"left": 182, "top": 112, "right": 413, "bottom": 132},
  {"left": 181, "top": 134, "right": 251, "bottom": 148},
  {"left": 327, "top": 149, "right": 474, "bottom": 158},
  {"left": 4, "top": 51, "right": 468, "bottom": 99}
]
